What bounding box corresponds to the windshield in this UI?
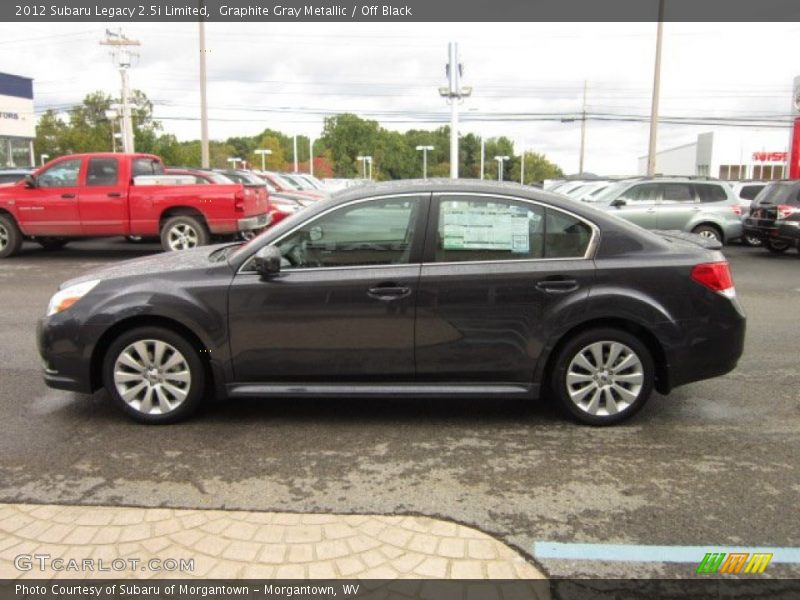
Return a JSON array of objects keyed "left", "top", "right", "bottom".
[{"left": 754, "top": 182, "right": 800, "bottom": 206}]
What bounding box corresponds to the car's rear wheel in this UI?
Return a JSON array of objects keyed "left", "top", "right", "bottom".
[
  {"left": 0, "top": 214, "right": 22, "bottom": 258},
  {"left": 160, "top": 215, "right": 209, "bottom": 252},
  {"left": 103, "top": 327, "right": 206, "bottom": 424},
  {"left": 551, "top": 328, "right": 654, "bottom": 425},
  {"left": 37, "top": 237, "right": 69, "bottom": 251},
  {"left": 692, "top": 224, "right": 722, "bottom": 244},
  {"left": 765, "top": 239, "right": 790, "bottom": 254}
]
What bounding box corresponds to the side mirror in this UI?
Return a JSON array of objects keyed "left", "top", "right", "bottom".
[
  {"left": 24, "top": 174, "right": 37, "bottom": 189},
  {"left": 610, "top": 198, "right": 626, "bottom": 208},
  {"left": 253, "top": 246, "right": 282, "bottom": 278}
]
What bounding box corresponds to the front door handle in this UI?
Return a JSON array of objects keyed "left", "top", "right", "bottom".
[
  {"left": 107, "top": 192, "right": 122, "bottom": 198},
  {"left": 61, "top": 193, "right": 76, "bottom": 199},
  {"left": 367, "top": 282, "right": 411, "bottom": 301},
  {"left": 535, "top": 277, "right": 579, "bottom": 294}
]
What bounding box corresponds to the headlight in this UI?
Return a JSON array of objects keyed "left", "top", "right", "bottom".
[{"left": 46, "top": 280, "right": 100, "bottom": 317}]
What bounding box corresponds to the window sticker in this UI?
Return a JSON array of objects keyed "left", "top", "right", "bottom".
[{"left": 441, "top": 202, "right": 536, "bottom": 253}]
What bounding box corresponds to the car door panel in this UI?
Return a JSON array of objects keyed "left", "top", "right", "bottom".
[
  {"left": 608, "top": 183, "right": 660, "bottom": 229},
  {"left": 656, "top": 182, "right": 697, "bottom": 231},
  {"left": 16, "top": 158, "right": 83, "bottom": 235},
  {"left": 79, "top": 157, "right": 129, "bottom": 235}
]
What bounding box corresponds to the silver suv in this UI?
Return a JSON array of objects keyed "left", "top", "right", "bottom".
[{"left": 586, "top": 177, "right": 743, "bottom": 243}]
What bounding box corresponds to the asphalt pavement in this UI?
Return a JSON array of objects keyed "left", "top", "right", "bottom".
[{"left": 1, "top": 237, "right": 798, "bottom": 578}]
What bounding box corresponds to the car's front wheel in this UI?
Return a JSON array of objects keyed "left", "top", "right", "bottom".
[
  {"left": 765, "top": 239, "right": 790, "bottom": 254},
  {"left": 551, "top": 328, "right": 654, "bottom": 425},
  {"left": 103, "top": 327, "right": 206, "bottom": 424}
]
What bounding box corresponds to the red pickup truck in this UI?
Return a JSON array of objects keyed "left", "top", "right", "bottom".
[{"left": 0, "top": 153, "right": 270, "bottom": 258}]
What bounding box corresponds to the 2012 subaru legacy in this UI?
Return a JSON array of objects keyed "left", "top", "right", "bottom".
[{"left": 37, "top": 180, "right": 746, "bottom": 426}]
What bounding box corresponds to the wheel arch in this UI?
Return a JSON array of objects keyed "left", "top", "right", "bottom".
[
  {"left": 90, "top": 315, "right": 217, "bottom": 395},
  {"left": 159, "top": 206, "right": 208, "bottom": 229},
  {"left": 538, "top": 316, "right": 671, "bottom": 396}
]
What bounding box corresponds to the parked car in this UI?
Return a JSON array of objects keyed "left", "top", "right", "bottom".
[
  {"left": 0, "top": 168, "right": 33, "bottom": 185},
  {"left": 742, "top": 180, "right": 800, "bottom": 254},
  {"left": 728, "top": 181, "right": 768, "bottom": 246},
  {"left": 0, "top": 153, "right": 270, "bottom": 257},
  {"left": 38, "top": 180, "right": 745, "bottom": 426},
  {"left": 259, "top": 171, "right": 325, "bottom": 201},
  {"left": 591, "top": 177, "right": 743, "bottom": 243},
  {"left": 165, "top": 168, "right": 236, "bottom": 185},
  {"left": 267, "top": 192, "right": 305, "bottom": 225}
]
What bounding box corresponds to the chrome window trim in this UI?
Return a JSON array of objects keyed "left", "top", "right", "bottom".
[{"left": 237, "top": 190, "right": 600, "bottom": 275}]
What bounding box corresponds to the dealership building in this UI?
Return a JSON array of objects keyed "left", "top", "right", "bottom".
[
  {"left": 0, "top": 72, "right": 35, "bottom": 168},
  {"left": 638, "top": 129, "right": 792, "bottom": 181}
]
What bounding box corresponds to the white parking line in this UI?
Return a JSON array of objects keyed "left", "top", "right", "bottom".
[{"left": 533, "top": 541, "right": 800, "bottom": 563}]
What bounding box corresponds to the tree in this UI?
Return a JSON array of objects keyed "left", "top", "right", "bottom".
[
  {"left": 321, "top": 114, "right": 381, "bottom": 177},
  {"left": 509, "top": 151, "right": 564, "bottom": 184}
]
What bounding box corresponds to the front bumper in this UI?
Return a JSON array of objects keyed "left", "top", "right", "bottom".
[
  {"left": 237, "top": 213, "right": 271, "bottom": 232},
  {"left": 37, "top": 317, "right": 94, "bottom": 394}
]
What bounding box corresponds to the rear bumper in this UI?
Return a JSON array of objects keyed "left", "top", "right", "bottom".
[
  {"left": 237, "top": 213, "right": 271, "bottom": 232},
  {"left": 743, "top": 217, "right": 800, "bottom": 244}
]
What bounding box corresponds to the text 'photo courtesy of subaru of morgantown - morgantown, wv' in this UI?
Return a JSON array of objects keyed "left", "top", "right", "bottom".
[{"left": 37, "top": 180, "right": 746, "bottom": 425}]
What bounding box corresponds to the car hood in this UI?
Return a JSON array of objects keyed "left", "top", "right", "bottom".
[{"left": 60, "top": 244, "right": 234, "bottom": 289}]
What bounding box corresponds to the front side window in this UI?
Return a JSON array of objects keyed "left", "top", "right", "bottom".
[
  {"left": 619, "top": 183, "right": 660, "bottom": 203},
  {"left": 86, "top": 158, "right": 119, "bottom": 186},
  {"left": 275, "top": 197, "right": 420, "bottom": 269},
  {"left": 37, "top": 159, "right": 81, "bottom": 188}
]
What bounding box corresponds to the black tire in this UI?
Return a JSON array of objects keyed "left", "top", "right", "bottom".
[
  {"left": 37, "top": 237, "right": 69, "bottom": 251},
  {"left": 550, "top": 327, "right": 655, "bottom": 426},
  {"left": 159, "top": 215, "right": 209, "bottom": 252},
  {"left": 765, "top": 239, "right": 789, "bottom": 254},
  {"left": 102, "top": 326, "right": 207, "bottom": 424},
  {"left": 691, "top": 224, "right": 723, "bottom": 244},
  {"left": 0, "top": 213, "right": 22, "bottom": 258},
  {"left": 741, "top": 234, "right": 763, "bottom": 247}
]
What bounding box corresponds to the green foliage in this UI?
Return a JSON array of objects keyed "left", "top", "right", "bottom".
[{"left": 34, "top": 94, "right": 565, "bottom": 180}]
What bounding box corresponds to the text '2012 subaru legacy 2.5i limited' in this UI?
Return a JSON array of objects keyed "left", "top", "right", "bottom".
[{"left": 38, "top": 180, "right": 746, "bottom": 426}]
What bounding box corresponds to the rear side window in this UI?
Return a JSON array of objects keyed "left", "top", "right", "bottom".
[
  {"left": 695, "top": 184, "right": 727, "bottom": 203},
  {"left": 662, "top": 183, "right": 695, "bottom": 202},
  {"left": 86, "top": 158, "right": 119, "bottom": 186},
  {"left": 132, "top": 158, "right": 164, "bottom": 177},
  {"left": 739, "top": 185, "right": 764, "bottom": 201},
  {"left": 544, "top": 210, "right": 593, "bottom": 258}
]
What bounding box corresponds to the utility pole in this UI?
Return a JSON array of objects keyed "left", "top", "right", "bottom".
[
  {"left": 100, "top": 29, "right": 139, "bottom": 154},
  {"left": 646, "top": 0, "right": 665, "bottom": 176},
  {"left": 293, "top": 135, "right": 298, "bottom": 172},
  {"left": 198, "top": 19, "right": 210, "bottom": 168},
  {"left": 439, "top": 42, "right": 472, "bottom": 179},
  {"left": 579, "top": 80, "right": 587, "bottom": 174}
]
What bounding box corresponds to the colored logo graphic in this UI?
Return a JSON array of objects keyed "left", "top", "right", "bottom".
[{"left": 696, "top": 552, "right": 773, "bottom": 574}]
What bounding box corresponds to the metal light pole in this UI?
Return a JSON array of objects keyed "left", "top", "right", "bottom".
[
  {"left": 579, "top": 80, "right": 587, "bottom": 174},
  {"left": 520, "top": 151, "right": 525, "bottom": 184},
  {"left": 309, "top": 138, "right": 315, "bottom": 176},
  {"left": 198, "top": 19, "right": 210, "bottom": 168},
  {"left": 494, "top": 155, "right": 509, "bottom": 182},
  {"left": 416, "top": 145, "right": 434, "bottom": 179},
  {"left": 356, "top": 155, "right": 368, "bottom": 180},
  {"left": 40, "top": 154, "right": 49, "bottom": 166},
  {"left": 227, "top": 157, "right": 241, "bottom": 169},
  {"left": 439, "top": 42, "right": 472, "bottom": 179},
  {"left": 254, "top": 149, "right": 272, "bottom": 171},
  {"left": 367, "top": 156, "right": 373, "bottom": 180},
  {"left": 292, "top": 135, "right": 298, "bottom": 172},
  {"left": 480, "top": 136, "right": 485, "bottom": 179},
  {"left": 646, "top": 0, "right": 665, "bottom": 176}
]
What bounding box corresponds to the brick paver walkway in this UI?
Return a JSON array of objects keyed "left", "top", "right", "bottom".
[{"left": 0, "top": 504, "right": 546, "bottom": 583}]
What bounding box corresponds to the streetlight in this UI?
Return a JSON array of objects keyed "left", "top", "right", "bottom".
[
  {"left": 494, "top": 156, "right": 509, "bottom": 182},
  {"left": 105, "top": 108, "right": 119, "bottom": 152},
  {"left": 520, "top": 150, "right": 525, "bottom": 184},
  {"left": 309, "top": 137, "right": 316, "bottom": 176},
  {"left": 254, "top": 148, "right": 272, "bottom": 171},
  {"left": 356, "top": 155, "right": 372, "bottom": 180},
  {"left": 415, "top": 145, "right": 434, "bottom": 179},
  {"left": 292, "top": 135, "right": 298, "bottom": 173},
  {"left": 227, "top": 157, "right": 242, "bottom": 169},
  {"left": 40, "top": 154, "right": 49, "bottom": 166}
]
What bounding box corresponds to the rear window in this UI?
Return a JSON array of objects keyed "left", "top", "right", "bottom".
[
  {"left": 754, "top": 182, "right": 800, "bottom": 206},
  {"left": 695, "top": 184, "right": 728, "bottom": 203},
  {"left": 132, "top": 158, "right": 164, "bottom": 177},
  {"left": 739, "top": 185, "right": 765, "bottom": 201}
]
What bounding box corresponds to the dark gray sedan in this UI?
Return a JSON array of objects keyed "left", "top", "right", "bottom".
[{"left": 37, "top": 180, "right": 746, "bottom": 425}]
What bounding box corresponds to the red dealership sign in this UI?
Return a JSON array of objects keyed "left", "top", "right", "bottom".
[{"left": 751, "top": 151, "right": 788, "bottom": 162}]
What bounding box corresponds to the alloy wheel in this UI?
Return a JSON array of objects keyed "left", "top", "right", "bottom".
[
  {"left": 697, "top": 229, "right": 720, "bottom": 241},
  {"left": 0, "top": 224, "right": 8, "bottom": 251},
  {"left": 167, "top": 224, "right": 199, "bottom": 250},
  {"left": 565, "top": 341, "right": 644, "bottom": 417},
  {"left": 112, "top": 339, "right": 192, "bottom": 415}
]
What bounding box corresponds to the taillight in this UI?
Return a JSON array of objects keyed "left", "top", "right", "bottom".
[
  {"left": 731, "top": 205, "right": 742, "bottom": 217},
  {"left": 691, "top": 262, "right": 735, "bottom": 298},
  {"left": 234, "top": 190, "right": 245, "bottom": 212},
  {"left": 776, "top": 204, "right": 800, "bottom": 220}
]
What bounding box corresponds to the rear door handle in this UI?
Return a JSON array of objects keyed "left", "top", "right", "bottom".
[
  {"left": 61, "top": 193, "right": 76, "bottom": 199},
  {"left": 535, "top": 278, "right": 579, "bottom": 294},
  {"left": 367, "top": 282, "right": 411, "bottom": 301}
]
